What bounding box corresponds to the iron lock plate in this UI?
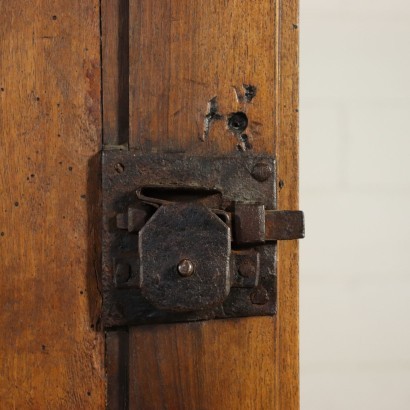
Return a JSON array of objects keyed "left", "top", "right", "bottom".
[{"left": 101, "top": 150, "right": 303, "bottom": 327}]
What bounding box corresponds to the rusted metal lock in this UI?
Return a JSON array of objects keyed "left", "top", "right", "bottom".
[{"left": 102, "top": 152, "right": 304, "bottom": 327}]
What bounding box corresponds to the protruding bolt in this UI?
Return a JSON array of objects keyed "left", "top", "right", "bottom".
[
  {"left": 177, "top": 259, "right": 194, "bottom": 277},
  {"left": 251, "top": 162, "right": 272, "bottom": 182},
  {"left": 250, "top": 286, "right": 269, "bottom": 305},
  {"left": 238, "top": 258, "right": 256, "bottom": 278}
]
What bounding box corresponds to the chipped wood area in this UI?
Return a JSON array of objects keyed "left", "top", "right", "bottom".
[
  {"left": 0, "top": 1, "right": 105, "bottom": 408},
  {"left": 129, "top": 0, "right": 277, "bottom": 155}
]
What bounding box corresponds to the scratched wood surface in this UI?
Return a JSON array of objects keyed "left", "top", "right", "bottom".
[
  {"left": 129, "top": 0, "right": 277, "bottom": 155},
  {"left": 127, "top": 1, "right": 300, "bottom": 409},
  {"left": 0, "top": 1, "right": 105, "bottom": 408}
]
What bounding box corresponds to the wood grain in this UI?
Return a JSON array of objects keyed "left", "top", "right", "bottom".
[
  {"left": 127, "top": 0, "right": 299, "bottom": 409},
  {"left": 0, "top": 1, "right": 105, "bottom": 408},
  {"left": 129, "top": 0, "right": 277, "bottom": 155},
  {"left": 102, "top": 0, "right": 129, "bottom": 146},
  {"left": 276, "top": 2, "right": 300, "bottom": 408},
  {"left": 106, "top": 330, "right": 129, "bottom": 409},
  {"left": 130, "top": 319, "right": 278, "bottom": 410}
]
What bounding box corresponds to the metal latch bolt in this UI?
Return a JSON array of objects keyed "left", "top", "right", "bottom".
[{"left": 102, "top": 152, "right": 304, "bottom": 327}]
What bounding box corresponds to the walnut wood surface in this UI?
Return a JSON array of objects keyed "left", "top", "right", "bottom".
[
  {"left": 0, "top": 0, "right": 299, "bottom": 407},
  {"left": 102, "top": 0, "right": 129, "bottom": 146},
  {"left": 127, "top": 1, "right": 300, "bottom": 409},
  {"left": 276, "top": 3, "right": 300, "bottom": 408},
  {"left": 129, "top": 0, "right": 277, "bottom": 155},
  {"left": 0, "top": 1, "right": 105, "bottom": 408}
]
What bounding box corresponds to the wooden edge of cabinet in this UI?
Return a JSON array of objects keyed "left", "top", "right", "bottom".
[{"left": 276, "top": 1, "right": 300, "bottom": 408}]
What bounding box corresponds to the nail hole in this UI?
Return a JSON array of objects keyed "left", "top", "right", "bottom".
[
  {"left": 228, "top": 112, "right": 248, "bottom": 133},
  {"left": 114, "top": 163, "right": 125, "bottom": 174}
]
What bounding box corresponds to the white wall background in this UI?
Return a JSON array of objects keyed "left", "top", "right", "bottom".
[{"left": 300, "top": 1, "right": 410, "bottom": 409}]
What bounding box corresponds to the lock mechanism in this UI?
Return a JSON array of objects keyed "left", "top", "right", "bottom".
[{"left": 102, "top": 151, "right": 304, "bottom": 327}]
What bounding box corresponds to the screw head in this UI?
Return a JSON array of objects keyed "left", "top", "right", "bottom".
[
  {"left": 177, "top": 259, "right": 195, "bottom": 277},
  {"left": 251, "top": 162, "right": 272, "bottom": 182}
]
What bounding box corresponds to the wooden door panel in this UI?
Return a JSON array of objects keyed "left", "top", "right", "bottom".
[
  {"left": 129, "top": 319, "right": 278, "bottom": 409},
  {"left": 0, "top": 1, "right": 105, "bottom": 408},
  {"left": 125, "top": 1, "right": 300, "bottom": 409}
]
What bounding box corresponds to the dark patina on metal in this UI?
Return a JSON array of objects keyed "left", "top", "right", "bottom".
[
  {"left": 139, "top": 202, "right": 231, "bottom": 312},
  {"left": 102, "top": 150, "right": 303, "bottom": 327}
]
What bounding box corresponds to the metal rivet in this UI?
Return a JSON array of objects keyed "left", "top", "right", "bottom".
[
  {"left": 250, "top": 286, "right": 269, "bottom": 305},
  {"left": 177, "top": 259, "right": 194, "bottom": 277},
  {"left": 251, "top": 162, "right": 272, "bottom": 182}
]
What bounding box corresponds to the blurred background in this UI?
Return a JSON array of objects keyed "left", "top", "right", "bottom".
[{"left": 300, "top": 0, "right": 410, "bottom": 408}]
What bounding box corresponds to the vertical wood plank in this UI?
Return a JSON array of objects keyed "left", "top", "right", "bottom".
[
  {"left": 127, "top": 0, "right": 299, "bottom": 408},
  {"left": 0, "top": 1, "right": 105, "bottom": 408},
  {"left": 102, "top": 0, "right": 129, "bottom": 146},
  {"left": 129, "top": 319, "right": 278, "bottom": 410},
  {"left": 106, "top": 330, "right": 129, "bottom": 409},
  {"left": 276, "top": 2, "right": 300, "bottom": 408}
]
